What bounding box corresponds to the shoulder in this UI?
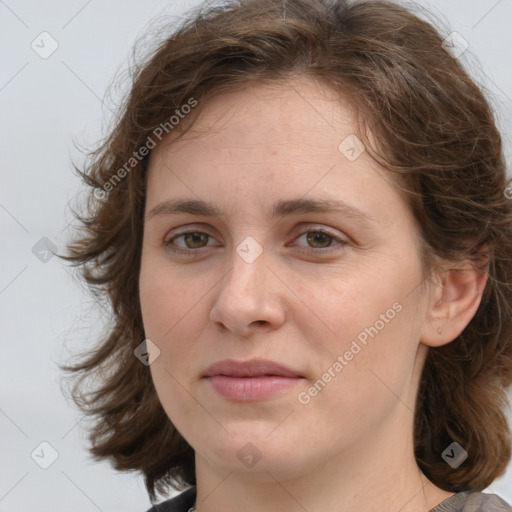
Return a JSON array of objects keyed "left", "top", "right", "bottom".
[
  {"left": 144, "top": 486, "right": 197, "bottom": 512},
  {"left": 431, "top": 491, "right": 512, "bottom": 512}
]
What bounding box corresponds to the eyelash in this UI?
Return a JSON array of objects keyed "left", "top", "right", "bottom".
[{"left": 162, "top": 227, "right": 348, "bottom": 256}]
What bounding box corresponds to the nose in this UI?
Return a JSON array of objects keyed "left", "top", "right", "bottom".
[{"left": 209, "top": 248, "right": 286, "bottom": 336}]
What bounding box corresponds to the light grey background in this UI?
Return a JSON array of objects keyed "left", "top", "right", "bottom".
[{"left": 1, "top": 0, "right": 511, "bottom": 510}]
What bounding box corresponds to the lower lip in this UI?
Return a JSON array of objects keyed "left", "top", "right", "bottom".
[{"left": 206, "top": 375, "right": 302, "bottom": 401}]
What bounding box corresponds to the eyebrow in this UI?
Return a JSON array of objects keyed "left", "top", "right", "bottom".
[{"left": 146, "top": 197, "right": 376, "bottom": 225}]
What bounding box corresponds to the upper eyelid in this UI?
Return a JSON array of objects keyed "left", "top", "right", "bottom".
[{"left": 165, "top": 222, "right": 344, "bottom": 237}]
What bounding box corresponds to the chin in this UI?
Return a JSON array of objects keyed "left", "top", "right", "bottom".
[
  {"left": 205, "top": 445, "right": 307, "bottom": 482},
  {"left": 195, "top": 429, "right": 311, "bottom": 479}
]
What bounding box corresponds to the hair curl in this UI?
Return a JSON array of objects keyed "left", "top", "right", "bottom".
[{"left": 59, "top": 0, "right": 512, "bottom": 502}]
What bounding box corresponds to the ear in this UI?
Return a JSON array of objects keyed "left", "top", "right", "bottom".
[{"left": 421, "top": 259, "right": 489, "bottom": 348}]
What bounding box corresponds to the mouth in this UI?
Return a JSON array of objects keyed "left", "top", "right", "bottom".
[
  {"left": 202, "top": 358, "right": 304, "bottom": 401},
  {"left": 202, "top": 358, "right": 303, "bottom": 378}
]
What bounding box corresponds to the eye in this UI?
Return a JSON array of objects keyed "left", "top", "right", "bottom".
[
  {"left": 162, "top": 226, "right": 348, "bottom": 256},
  {"left": 291, "top": 228, "right": 348, "bottom": 254},
  {"left": 163, "top": 230, "right": 217, "bottom": 255}
]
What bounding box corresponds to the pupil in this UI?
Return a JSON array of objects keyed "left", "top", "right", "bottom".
[
  {"left": 307, "top": 232, "right": 331, "bottom": 248},
  {"left": 186, "top": 233, "right": 207, "bottom": 248}
]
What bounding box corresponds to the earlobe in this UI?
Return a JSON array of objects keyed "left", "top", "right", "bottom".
[{"left": 421, "top": 262, "right": 489, "bottom": 348}]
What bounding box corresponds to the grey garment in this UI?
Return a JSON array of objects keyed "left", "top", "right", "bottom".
[
  {"left": 146, "top": 487, "right": 512, "bottom": 512},
  {"left": 431, "top": 492, "right": 512, "bottom": 512}
]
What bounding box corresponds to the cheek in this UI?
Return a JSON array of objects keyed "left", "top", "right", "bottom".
[
  {"left": 139, "top": 259, "right": 204, "bottom": 341},
  {"left": 296, "top": 313, "right": 417, "bottom": 449},
  {"left": 319, "top": 300, "right": 419, "bottom": 418},
  {"left": 139, "top": 259, "right": 208, "bottom": 403},
  {"left": 149, "top": 357, "right": 201, "bottom": 448},
  {"left": 307, "top": 263, "right": 420, "bottom": 400},
  {"left": 140, "top": 270, "right": 201, "bottom": 434},
  {"left": 310, "top": 271, "right": 401, "bottom": 352}
]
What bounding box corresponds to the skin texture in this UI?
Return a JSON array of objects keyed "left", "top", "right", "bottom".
[{"left": 139, "top": 77, "right": 487, "bottom": 512}]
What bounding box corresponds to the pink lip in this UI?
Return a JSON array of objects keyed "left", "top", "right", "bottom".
[
  {"left": 202, "top": 358, "right": 304, "bottom": 401},
  {"left": 202, "top": 358, "right": 303, "bottom": 378},
  {"left": 207, "top": 375, "right": 301, "bottom": 401}
]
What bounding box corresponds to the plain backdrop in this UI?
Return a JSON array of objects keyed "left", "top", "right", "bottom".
[{"left": 1, "top": 0, "right": 511, "bottom": 510}]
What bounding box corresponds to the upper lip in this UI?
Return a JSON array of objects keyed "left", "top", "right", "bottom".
[{"left": 202, "top": 358, "right": 303, "bottom": 378}]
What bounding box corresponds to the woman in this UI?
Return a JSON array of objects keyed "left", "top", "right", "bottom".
[{"left": 60, "top": 0, "right": 512, "bottom": 510}]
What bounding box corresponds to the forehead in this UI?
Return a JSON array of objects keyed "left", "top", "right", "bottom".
[
  {"left": 148, "top": 78, "right": 364, "bottom": 184},
  {"left": 144, "top": 78, "right": 410, "bottom": 232},
  {"left": 161, "top": 77, "right": 358, "bottom": 157}
]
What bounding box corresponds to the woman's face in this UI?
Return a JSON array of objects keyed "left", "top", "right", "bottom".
[{"left": 139, "top": 77, "right": 432, "bottom": 480}]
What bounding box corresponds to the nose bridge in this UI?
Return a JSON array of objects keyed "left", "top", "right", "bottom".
[
  {"left": 220, "top": 242, "right": 268, "bottom": 303},
  {"left": 210, "top": 238, "right": 286, "bottom": 332}
]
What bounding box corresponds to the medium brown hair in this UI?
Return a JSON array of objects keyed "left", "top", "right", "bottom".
[{"left": 59, "top": 0, "right": 512, "bottom": 502}]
